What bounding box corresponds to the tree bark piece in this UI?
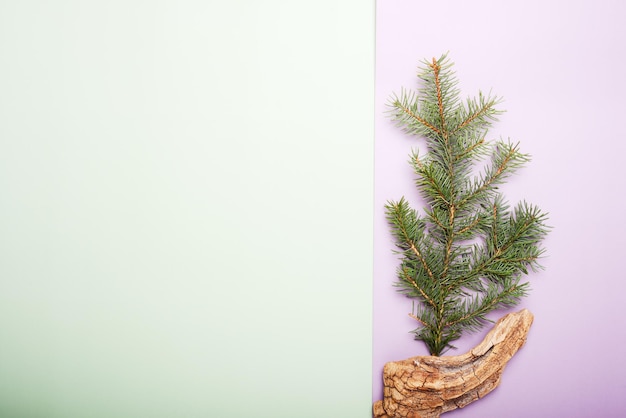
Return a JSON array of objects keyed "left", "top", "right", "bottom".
[{"left": 373, "top": 309, "right": 534, "bottom": 418}]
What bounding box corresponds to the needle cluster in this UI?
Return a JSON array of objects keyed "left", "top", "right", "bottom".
[{"left": 385, "top": 55, "right": 549, "bottom": 356}]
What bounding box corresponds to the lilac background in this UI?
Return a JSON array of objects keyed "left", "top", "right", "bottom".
[{"left": 374, "top": 1, "right": 626, "bottom": 416}]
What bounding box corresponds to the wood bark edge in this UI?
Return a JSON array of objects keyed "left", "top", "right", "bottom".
[{"left": 373, "top": 309, "right": 534, "bottom": 418}]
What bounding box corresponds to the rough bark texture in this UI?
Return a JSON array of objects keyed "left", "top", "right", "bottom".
[{"left": 373, "top": 309, "right": 534, "bottom": 418}]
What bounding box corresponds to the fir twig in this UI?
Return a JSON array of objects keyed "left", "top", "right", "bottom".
[{"left": 385, "top": 55, "right": 549, "bottom": 356}]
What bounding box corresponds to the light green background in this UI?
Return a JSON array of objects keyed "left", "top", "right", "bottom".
[{"left": 0, "top": 1, "right": 373, "bottom": 417}]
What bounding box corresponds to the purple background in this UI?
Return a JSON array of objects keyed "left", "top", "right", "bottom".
[{"left": 374, "top": 1, "right": 626, "bottom": 416}]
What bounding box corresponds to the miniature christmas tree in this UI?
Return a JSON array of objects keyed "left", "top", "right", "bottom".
[{"left": 385, "top": 54, "right": 549, "bottom": 356}]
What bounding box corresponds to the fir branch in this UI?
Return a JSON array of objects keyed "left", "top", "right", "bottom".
[
  {"left": 491, "top": 199, "right": 501, "bottom": 251},
  {"left": 430, "top": 57, "right": 448, "bottom": 138},
  {"left": 425, "top": 207, "right": 447, "bottom": 233},
  {"left": 443, "top": 281, "right": 528, "bottom": 331},
  {"left": 457, "top": 214, "right": 483, "bottom": 236},
  {"left": 418, "top": 54, "right": 461, "bottom": 127},
  {"left": 384, "top": 55, "right": 549, "bottom": 356},
  {"left": 414, "top": 162, "right": 453, "bottom": 208},
  {"left": 400, "top": 267, "right": 437, "bottom": 308},
  {"left": 493, "top": 202, "right": 548, "bottom": 259},
  {"left": 451, "top": 94, "right": 500, "bottom": 136},
  {"left": 409, "top": 312, "right": 429, "bottom": 327},
  {"left": 409, "top": 242, "right": 436, "bottom": 282},
  {"left": 455, "top": 137, "right": 486, "bottom": 162},
  {"left": 399, "top": 102, "right": 442, "bottom": 136},
  {"left": 458, "top": 141, "right": 528, "bottom": 210},
  {"left": 385, "top": 199, "right": 437, "bottom": 282},
  {"left": 389, "top": 91, "right": 442, "bottom": 137},
  {"left": 465, "top": 202, "right": 547, "bottom": 284}
]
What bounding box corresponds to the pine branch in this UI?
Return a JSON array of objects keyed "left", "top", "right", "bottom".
[
  {"left": 384, "top": 55, "right": 549, "bottom": 356},
  {"left": 414, "top": 162, "right": 453, "bottom": 208},
  {"left": 399, "top": 267, "right": 438, "bottom": 308},
  {"left": 418, "top": 54, "right": 461, "bottom": 132},
  {"left": 458, "top": 141, "right": 529, "bottom": 210},
  {"left": 389, "top": 90, "right": 442, "bottom": 138},
  {"left": 408, "top": 312, "right": 430, "bottom": 327},
  {"left": 455, "top": 137, "right": 486, "bottom": 162},
  {"left": 457, "top": 213, "right": 484, "bottom": 236},
  {"left": 465, "top": 201, "right": 548, "bottom": 284},
  {"left": 443, "top": 280, "right": 529, "bottom": 332},
  {"left": 385, "top": 199, "right": 437, "bottom": 282},
  {"left": 450, "top": 92, "right": 502, "bottom": 136},
  {"left": 430, "top": 57, "right": 448, "bottom": 138}
]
